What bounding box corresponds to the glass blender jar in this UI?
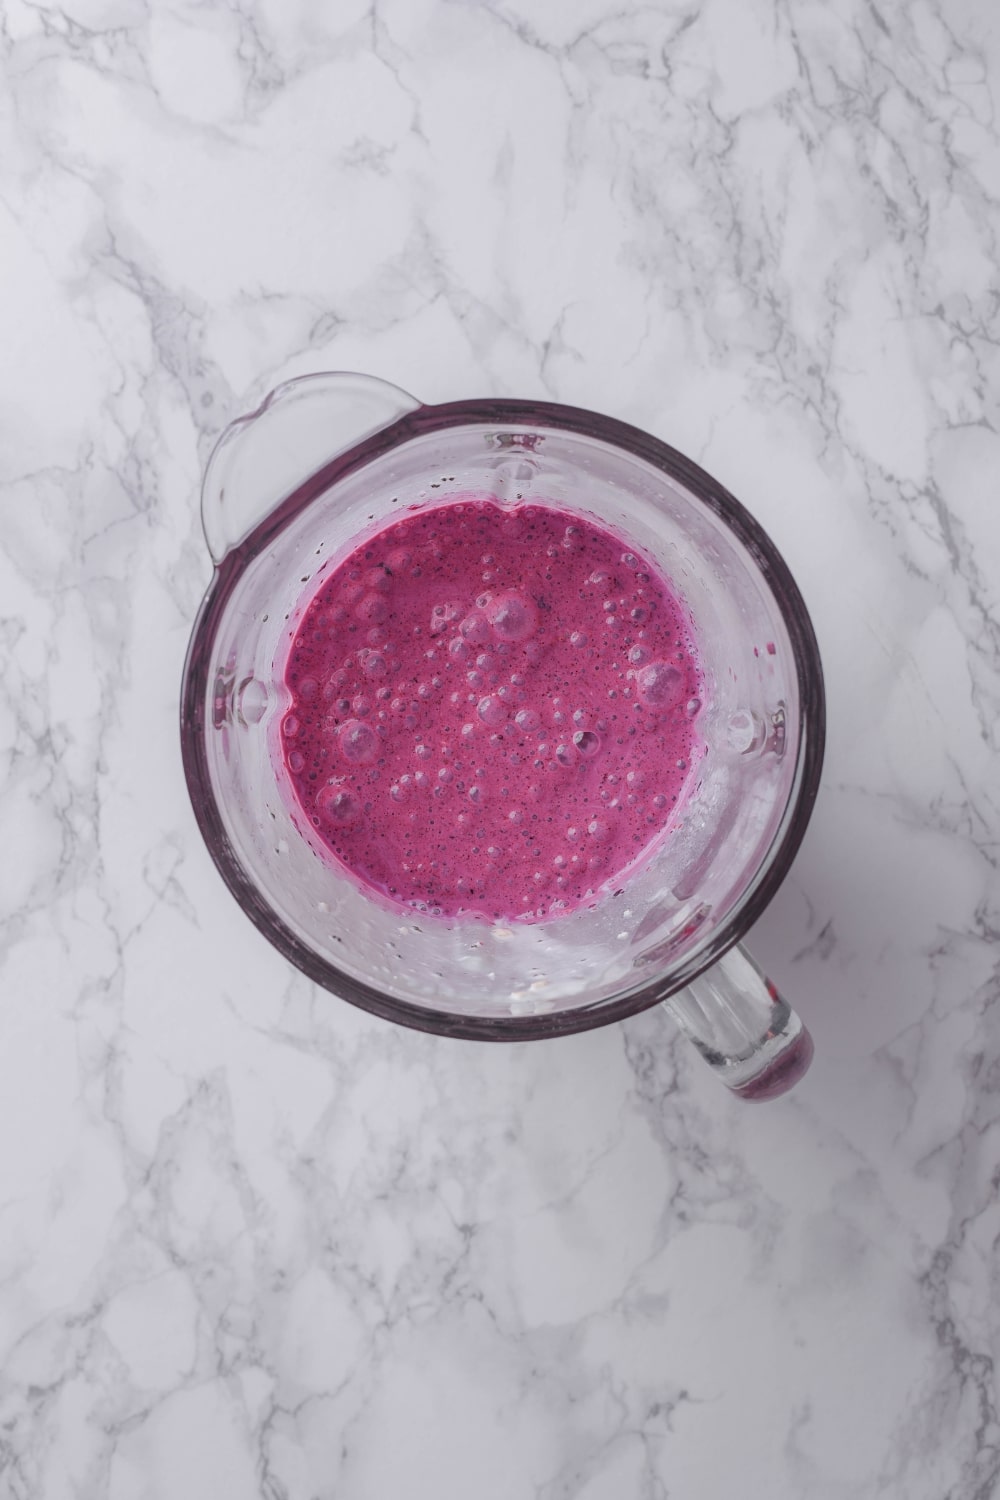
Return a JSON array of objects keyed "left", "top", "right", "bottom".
[{"left": 181, "top": 373, "right": 825, "bottom": 1099}]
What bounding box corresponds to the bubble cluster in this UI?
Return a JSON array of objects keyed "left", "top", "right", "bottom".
[{"left": 281, "top": 496, "right": 702, "bottom": 921}]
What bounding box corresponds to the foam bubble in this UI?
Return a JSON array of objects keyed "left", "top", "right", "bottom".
[
  {"left": 478, "top": 696, "right": 506, "bottom": 728},
  {"left": 316, "top": 784, "right": 362, "bottom": 826},
  {"left": 637, "top": 661, "right": 684, "bottom": 708},
  {"left": 485, "top": 590, "right": 538, "bottom": 642},
  {"left": 361, "top": 651, "right": 387, "bottom": 679},
  {"left": 573, "top": 729, "right": 601, "bottom": 757},
  {"left": 515, "top": 707, "right": 540, "bottom": 733},
  {"left": 338, "top": 719, "right": 378, "bottom": 764},
  {"left": 460, "top": 610, "right": 490, "bottom": 645}
]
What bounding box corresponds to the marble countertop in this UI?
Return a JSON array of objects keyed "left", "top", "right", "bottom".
[{"left": 3, "top": 0, "right": 999, "bottom": 1495}]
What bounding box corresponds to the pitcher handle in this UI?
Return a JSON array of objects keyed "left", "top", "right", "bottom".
[
  {"left": 201, "top": 371, "right": 422, "bottom": 564},
  {"left": 661, "top": 944, "right": 814, "bottom": 1100}
]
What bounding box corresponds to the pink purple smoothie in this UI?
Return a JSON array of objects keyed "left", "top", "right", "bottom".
[{"left": 280, "top": 499, "right": 702, "bottom": 922}]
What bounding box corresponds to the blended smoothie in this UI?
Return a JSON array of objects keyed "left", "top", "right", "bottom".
[{"left": 280, "top": 499, "right": 702, "bottom": 922}]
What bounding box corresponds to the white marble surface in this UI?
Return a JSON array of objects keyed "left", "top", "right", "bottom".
[{"left": 2, "top": 0, "right": 999, "bottom": 1494}]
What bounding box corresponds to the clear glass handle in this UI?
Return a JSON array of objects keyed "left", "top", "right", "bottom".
[
  {"left": 662, "top": 944, "right": 814, "bottom": 1100},
  {"left": 201, "top": 371, "right": 421, "bottom": 563}
]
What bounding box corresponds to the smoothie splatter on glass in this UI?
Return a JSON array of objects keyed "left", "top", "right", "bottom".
[{"left": 280, "top": 499, "right": 703, "bottom": 921}]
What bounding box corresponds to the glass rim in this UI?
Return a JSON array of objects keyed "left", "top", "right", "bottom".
[{"left": 180, "top": 396, "right": 826, "bottom": 1041}]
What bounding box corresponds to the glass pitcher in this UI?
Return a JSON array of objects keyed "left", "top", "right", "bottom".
[{"left": 180, "top": 373, "right": 825, "bottom": 1099}]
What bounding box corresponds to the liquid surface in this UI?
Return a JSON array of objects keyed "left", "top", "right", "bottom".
[{"left": 280, "top": 499, "right": 702, "bottom": 921}]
